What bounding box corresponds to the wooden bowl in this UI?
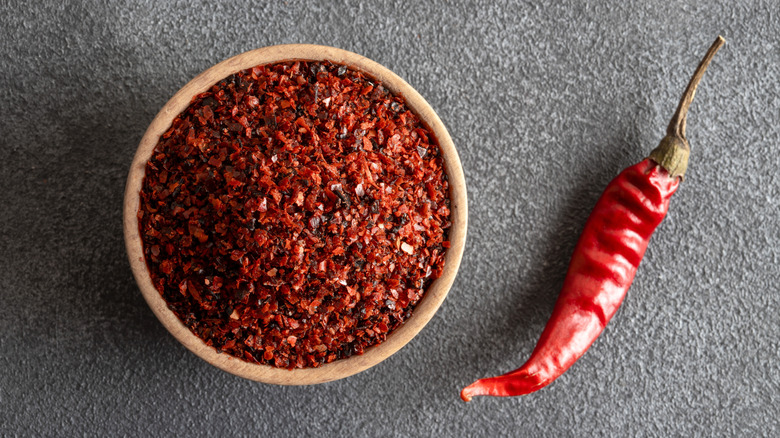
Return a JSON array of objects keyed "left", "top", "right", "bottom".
[{"left": 123, "top": 44, "right": 467, "bottom": 384}]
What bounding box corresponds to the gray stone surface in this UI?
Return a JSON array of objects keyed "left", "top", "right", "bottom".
[{"left": 2, "top": 0, "right": 778, "bottom": 436}]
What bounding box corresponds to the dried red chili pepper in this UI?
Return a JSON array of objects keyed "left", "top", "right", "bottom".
[
  {"left": 461, "top": 37, "right": 725, "bottom": 401},
  {"left": 138, "top": 61, "right": 450, "bottom": 369}
]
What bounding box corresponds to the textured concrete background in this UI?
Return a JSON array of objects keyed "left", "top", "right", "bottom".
[{"left": 2, "top": 0, "right": 778, "bottom": 436}]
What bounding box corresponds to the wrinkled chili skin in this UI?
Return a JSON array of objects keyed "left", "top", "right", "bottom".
[
  {"left": 138, "top": 61, "right": 450, "bottom": 369},
  {"left": 461, "top": 159, "right": 678, "bottom": 400}
]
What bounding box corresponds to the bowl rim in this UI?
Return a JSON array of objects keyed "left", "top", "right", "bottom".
[{"left": 123, "top": 44, "right": 468, "bottom": 385}]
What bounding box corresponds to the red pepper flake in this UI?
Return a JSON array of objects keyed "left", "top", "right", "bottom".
[{"left": 138, "top": 60, "right": 451, "bottom": 369}]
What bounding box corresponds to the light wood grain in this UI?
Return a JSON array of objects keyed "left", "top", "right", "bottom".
[{"left": 123, "top": 44, "right": 467, "bottom": 385}]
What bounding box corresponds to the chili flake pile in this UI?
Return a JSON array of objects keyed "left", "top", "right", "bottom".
[{"left": 138, "top": 61, "right": 451, "bottom": 369}]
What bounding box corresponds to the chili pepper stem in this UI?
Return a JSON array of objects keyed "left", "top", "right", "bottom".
[{"left": 648, "top": 36, "right": 725, "bottom": 179}]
